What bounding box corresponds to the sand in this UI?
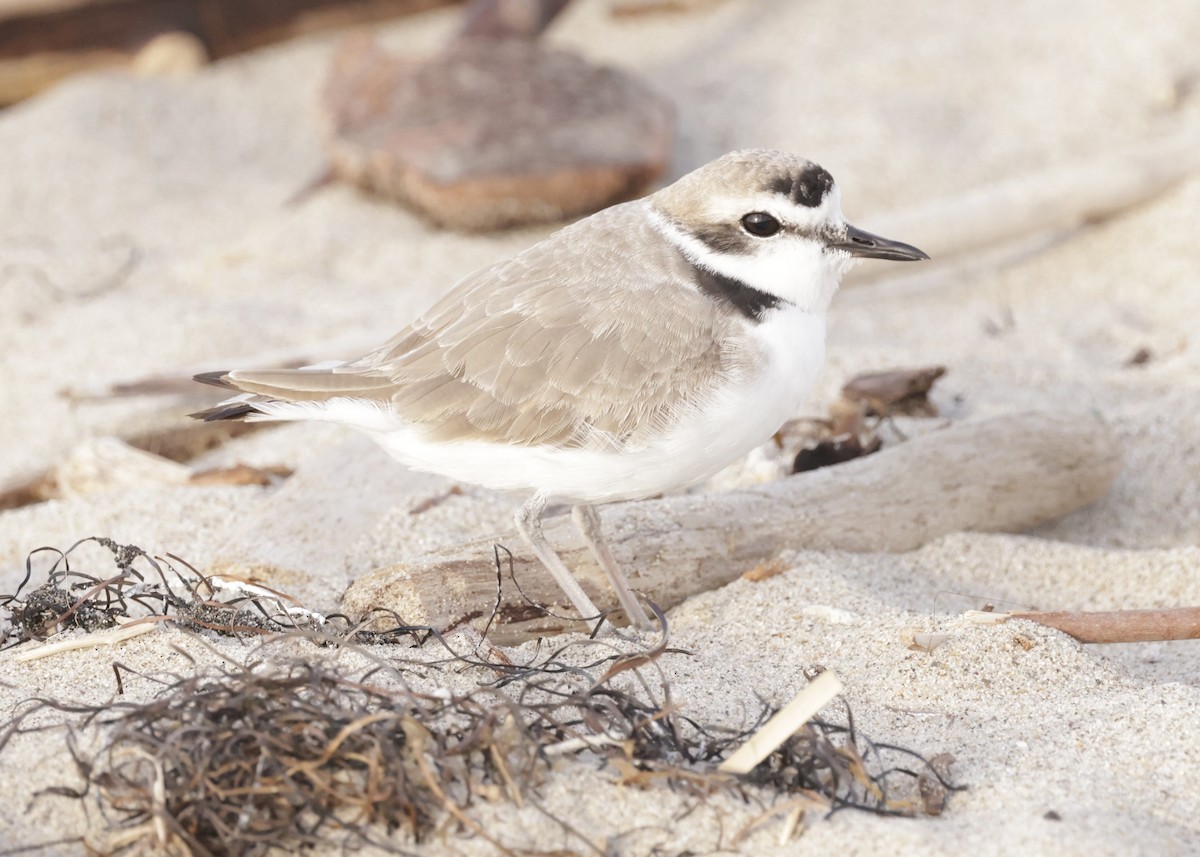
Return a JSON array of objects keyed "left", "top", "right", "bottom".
[{"left": 2, "top": 0, "right": 1200, "bottom": 853}]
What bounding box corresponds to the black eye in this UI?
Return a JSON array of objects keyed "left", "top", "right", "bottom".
[{"left": 741, "top": 212, "right": 781, "bottom": 237}]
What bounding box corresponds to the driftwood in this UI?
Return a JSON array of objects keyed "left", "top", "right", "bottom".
[
  {"left": 206, "top": 434, "right": 457, "bottom": 602},
  {"left": 455, "top": 0, "right": 570, "bottom": 40},
  {"left": 845, "top": 130, "right": 1200, "bottom": 284},
  {"left": 0, "top": 0, "right": 457, "bottom": 104},
  {"left": 0, "top": 422, "right": 265, "bottom": 511},
  {"left": 341, "top": 411, "right": 1122, "bottom": 642}
]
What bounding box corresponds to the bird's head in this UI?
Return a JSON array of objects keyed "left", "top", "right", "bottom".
[{"left": 650, "top": 149, "right": 928, "bottom": 313}]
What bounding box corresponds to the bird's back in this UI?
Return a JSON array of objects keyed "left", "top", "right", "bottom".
[{"left": 197, "top": 201, "right": 756, "bottom": 454}]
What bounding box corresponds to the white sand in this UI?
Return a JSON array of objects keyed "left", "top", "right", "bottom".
[{"left": 2, "top": 0, "right": 1200, "bottom": 853}]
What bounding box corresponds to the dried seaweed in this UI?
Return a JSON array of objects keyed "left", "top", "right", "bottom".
[
  {"left": 0, "top": 541, "right": 962, "bottom": 854},
  {"left": 782, "top": 366, "right": 949, "bottom": 475},
  {"left": 840, "top": 366, "right": 947, "bottom": 418},
  {"left": 72, "top": 661, "right": 519, "bottom": 853},
  {"left": 0, "top": 537, "right": 428, "bottom": 650}
]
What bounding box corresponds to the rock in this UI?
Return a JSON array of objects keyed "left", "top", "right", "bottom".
[{"left": 320, "top": 33, "right": 674, "bottom": 231}]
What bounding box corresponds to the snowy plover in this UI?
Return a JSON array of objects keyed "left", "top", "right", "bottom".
[{"left": 194, "top": 149, "right": 927, "bottom": 630}]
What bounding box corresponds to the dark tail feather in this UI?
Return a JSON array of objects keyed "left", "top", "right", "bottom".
[
  {"left": 189, "top": 402, "right": 261, "bottom": 422},
  {"left": 194, "top": 370, "right": 235, "bottom": 390},
  {"left": 191, "top": 370, "right": 255, "bottom": 420}
]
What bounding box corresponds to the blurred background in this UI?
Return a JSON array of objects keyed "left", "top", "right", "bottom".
[{"left": 2, "top": 0, "right": 1199, "bottom": 569}]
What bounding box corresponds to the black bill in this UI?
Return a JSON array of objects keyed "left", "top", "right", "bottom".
[{"left": 830, "top": 223, "right": 929, "bottom": 261}]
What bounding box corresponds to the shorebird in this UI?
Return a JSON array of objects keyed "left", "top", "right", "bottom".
[{"left": 194, "top": 149, "right": 928, "bottom": 630}]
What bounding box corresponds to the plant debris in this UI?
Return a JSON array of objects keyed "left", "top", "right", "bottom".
[
  {"left": 408, "top": 484, "right": 465, "bottom": 515},
  {"left": 0, "top": 541, "right": 962, "bottom": 853},
  {"left": 917, "top": 753, "right": 957, "bottom": 815},
  {"left": 187, "top": 463, "right": 293, "bottom": 487},
  {"left": 792, "top": 429, "right": 884, "bottom": 474},
  {"left": 0, "top": 537, "right": 427, "bottom": 651},
  {"left": 839, "top": 366, "right": 947, "bottom": 418},
  {"left": 1125, "top": 346, "right": 1153, "bottom": 367},
  {"left": 781, "top": 407, "right": 885, "bottom": 476},
  {"left": 780, "top": 366, "right": 947, "bottom": 474},
  {"left": 0, "top": 420, "right": 274, "bottom": 513}
]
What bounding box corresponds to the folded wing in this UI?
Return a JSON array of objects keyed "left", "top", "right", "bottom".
[{"left": 197, "top": 203, "right": 749, "bottom": 450}]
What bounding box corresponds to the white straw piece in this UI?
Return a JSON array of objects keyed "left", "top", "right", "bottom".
[
  {"left": 543, "top": 734, "right": 625, "bottom": 756},
  {"left": 718, "top": 671, "right": 844, "bottom": 775},
  {"left": 15, "top": 620, "right": 156, "bottom": 663}
]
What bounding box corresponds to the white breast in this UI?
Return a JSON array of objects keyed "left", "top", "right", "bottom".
[{"left": 369, "top": 305, "right": 827, "bottom": 505}]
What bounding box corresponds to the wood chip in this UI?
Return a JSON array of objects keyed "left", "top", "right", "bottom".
[
  {"left": 1000, "top": 607, "right": 1200, "bottom": 643},
  {"left": 840, "top": 366, "right": 946, "bottom": 417},
  {"left": 741, "top": 558, "right": 789, "bottom": 583},
  {"left": 188, "top": 464, "right": 293, "bottom": 487},
  {"left": 409, "top": 485, "right": 464, "bottom": 515}
]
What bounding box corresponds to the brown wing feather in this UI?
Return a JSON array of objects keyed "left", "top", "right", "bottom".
[{"left": 237, "top": 203, "right": 752, "bottom": 448}]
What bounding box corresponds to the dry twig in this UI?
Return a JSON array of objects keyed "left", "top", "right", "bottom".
[{"left": 968, "top": 607, "right": 1200, "bottom": 643}]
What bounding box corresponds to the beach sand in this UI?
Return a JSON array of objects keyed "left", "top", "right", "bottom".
[{"left": 2, "top": 1, "right": 1199, "bottom": 853}]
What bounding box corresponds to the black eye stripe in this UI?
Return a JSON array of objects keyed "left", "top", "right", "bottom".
[{"left": 692, "top": 224, "right": 753, "bottom": 255}]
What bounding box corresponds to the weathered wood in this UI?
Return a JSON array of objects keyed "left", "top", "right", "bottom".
[
  {"left": 341, "top": 411, "right": 1122, "bottom": 642},
  {"left": 991, "top": 607, "right": 1200, "bottom": 644},
  {"left": 846, "top": 131, "right": 1200, "bottom": 283},
  {"left": 0, "top": 0, "right": 457, "bottom": 103},
  {"left": 0, "top": 421, "right": 268, "bottom": 511},
  {"left": 207, "top": 434, "right": 457, "bottom": 602},
  {"left": 455, "top": 0, "right": 570, "bottom": 41}
]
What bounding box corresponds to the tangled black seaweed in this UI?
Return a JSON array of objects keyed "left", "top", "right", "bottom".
[
  {"left": 0, "top": 536, "right": 430, "bottom": 649},
  {"left": 0, "top": 540, "right": 961, "bottom": 855}
]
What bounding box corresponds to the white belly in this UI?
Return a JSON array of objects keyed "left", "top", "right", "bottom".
[{"left": 370, "top": 306, "right": 826, "bottom": 504}]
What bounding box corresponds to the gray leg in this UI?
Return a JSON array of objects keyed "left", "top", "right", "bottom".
[
  {"left": 572, "top": 504, "right": 653, "bottom": 629},
  {"left": 514, "top": 495, "right": 603, "bottom": 624}
]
